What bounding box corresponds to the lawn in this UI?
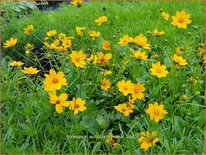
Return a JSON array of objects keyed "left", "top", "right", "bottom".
[{"left": 1, "top": 1, "right": 205, "bottom": 154}]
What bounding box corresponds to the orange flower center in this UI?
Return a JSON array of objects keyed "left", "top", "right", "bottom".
[
  {"left": 154, "top": 110, "right": 159, "bottom": 115},
  {"left": 102, "top": 82, "right": 107, "bottom": 87},
  {"left": 138, "top": 55, "right": 142, "bottom": 59},
  {"left": 123, "top": 86, "right": 128, "bottom": 90},
  {"left": 53, "top": 78, "right": 59, "bottom": 83},
  {"left": 122, "top": 108, "right": 126, "bottom": 112},
  {"left": 178, "top": 18, "right": 184, "bottom": 23},
  {"left": 56, "top": 100, "right": 60, "bottom": 104},
  {"left": 156, "top": 68, "right": 162, "bottom": 73},
  {"left": 75, "top": 57, "right": 80, "bottom": 61},
  {"left": 135, "top": 88, "right": 139, "bottom": 94},
  {"left": 75, "top": 104, "right": 80, "bottom": 109}
]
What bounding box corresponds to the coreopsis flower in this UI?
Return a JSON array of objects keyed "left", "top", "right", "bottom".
[
  {"left": 24, "top": 25, "right": 34, "bottom": 35},
  {"left": 189, "top": 77, "right": 197, "bottom": 85},
  {"left": 133, "top": 51, "right": 148, "bottom": 60},
  {"left": 56, "top": 46, "right": 68, "bottom": 54},
  {"left": 128, "top": 96, "right": 135, "bottom": 109},
  {"left": 87, "top": 54, "right": 98, "bottom": 64},
  {"left": 62, "top": 38, "right": 72, "bottom": 48},
  {"left": 58, "top": 33, "right": 66, "bottom": 40},
  {"left": 161, "top": 11, "right": 169, "bottom": 20},
  {"left": 131, "top": 83, "right": 145, "bottom": 100},
  {"left": 117, "top": 80, "right": 133, "bottom": 96},
  {"left": 106, "top": 133, "right": 119, "bottom": 147},
  {"left": 44, "top": 69, "right": 67, "bottom": 92},
  {"left": 153, "top": 28, "right": 165, "bottom": 37},
  {"left": 114, "top": 103, "right": 133, "bottom": 116},
  {"left": 88, "top": 31, "right": 101, "bottom": 40},
  {"left": 3, "top": 37, "right": 17, "bottom": 48},
  {"left": 49, "top": 92, "right": 70, "bottom": 113},
  {"left": 76, "top": 26, "right": 86, "bottom": 36},
  {"left": 22, "top": 67, "right": 39, "bottom": 75},
  {"left": 69, "top": 50, "right": 86, "bottom": 68},
  {"left": 100, "top": 70, "right": 112, "bottom": 76},
  {"left": 138, "top": 131, "right": 159, "bottom": 151},
  {"left": 101, "top": 78, "right": 111, "bottom": 91},
  {"left": 146, "top": 102, "right": 168, "bottom": 123},
  {"left": 96, "top": 52, "right": 112, "bottom": 65},
  {"left": 95, "top": 16, "right": 108, "bottom": 26},
  {"left": 69, "top": 97, "right": 86, "bottom": 114},
  {"left": 172, "top": 54, "right": 188, "bottom": 66},
  {"left": 44, "top": 42, "right": 57, "bottom": 50},
  {"left": 118, "top": 34, "right": 133, "bottom": 46},
  {"left": 175, "top": 47, "right": 183, "bottom": 55},
  {"left": 150, "top": 61, "right": 169, "bottom": 78},
  {"left": 47, "top": 30, "right": 57, "bottom": 37},
  {"left": 172, "top": 10, "right": 192, "bottom": 29},
  {"left": 26, "top": 43, "right": 33, "bottom": 50},
  {"left": 70, "top": 0, "right": 83, "bottom": 7},
  {"left": 9, "top": 61, "right": 24, "bottom": 67},
  {"left": 53, "top": 39, "right": 60, "bottom": 46},
  {"left": 133, "top": 34, "right": 150, "bottom": 50},
  {"left": 102, "top": 40, "right": 111, "bottom": 51}
]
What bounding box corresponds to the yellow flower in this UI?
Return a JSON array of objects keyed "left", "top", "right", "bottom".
[
  {"left": 76, "top": 26, "right": 86, "bottom": 36},
  {"left": 70, "top": 0, "right": 83, "bottom": 7},
  {"left": 47, "top": 30, "right": 57, "bottom": 37},
  {"left": 114, "top": 103, "right": 133, "bottom": 116},
  {"left": 22, "top": 67, "right": 39, "bottom": 75},
  {"left": 153, "top": 28, "right": 165, "bottom": 37},
  {"left": 58, "top": 33, "right": 66, "bottom": 40},
  {"left": 44, "top": 42, "right": 57, "bottom": 50},
  {"left": 26, "top": 43, "right": 33, "bottom": 50},
  {"left": 175, "top": 47, "right": 183, "bottom": 55},
  {"left": 101, "top": 78, "right": 111, "bottom": 91},
  {"left": 117, "top": 80, "right": 133, "bottom": 96},
  {"left": 87, "top": 54, "right": 98, "bottom": 64},
  {"left": 102, "top": 40, "right": 111, "bottom": 51},
  {"left": 69, "top": 50, "right": 86, "bottom": 68},
  {"left": 24, "top": 25, "right": 34, "bottom": 35},
  {"left": 95, "top": 16, "right": 108, "bottom": 26},
  {"left": 128, "top": 96, "right": 135, "bottom": 109},
  {"left": 49, "top": 92, "right": 70, "bottom": 113},
  {"left": 88, "top": 31, "right": 101, "bottom": 40},
  {"left": 96, "top": 52, "right": 112, "bottom": 66},
  {"left": 3, "top": 37, "right": 17, "bottom": 48},
  {"left": 53, "top": 39, "right": 60, "bottom": 46},
  {"left": 44, "top": 69, "right": 67, "bottom": 92},
  {"left": 106, "top": 133, "right": 120, "bottom": 147},
  {"left": 118, "top": 34, "right": 133, "bottom": 46},
  {"left": 161, "top": 11, "right": 169, "bottom": 20},
  {"left": 25, "top": 50, "right": 31, "bottom": 56},
  {"left": 62, "top": 38, "right": 72, "bottom": 48},
  {"left": 189, "top": 77, "right": 197, "bottom": 85},
  {"left": 138, "top": 131, "right": 159, "bottom": 151},
  {"left": 131, "top": 83, "right": 145, "bottom": 100},
  {"left": 69, "top": 97, "right": 86, "bottom": 114},
  {"left": 133, "top": 51, "right": 148, "bottom": 60},
  {"left": 100, "top": 70, "right": 112, "bottom": 76},
  {"left": 172, "top": 10, "right": 192, "bottom": 29},
  {"left": 146, "top": 102, "right": 168, "bottom": 123},
  {"left": 133, "top": 34, "right": 150, "bottom": 50},
  {"left": 150, "top": 61, "right": 169, "bottom": 78},
  {"left": 9, "top": 61, "right": 24, "bottom": 67},
  {"left": 172, "top": 54, "right": 188, "bottom": 66}
]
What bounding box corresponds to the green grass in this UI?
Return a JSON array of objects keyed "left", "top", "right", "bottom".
[{"left": 1, "top": 1, "right": 205, "bottom": 154}]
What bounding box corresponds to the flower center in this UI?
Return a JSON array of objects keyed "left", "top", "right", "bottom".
[
  {"left": 178, "top": 18, "right": 184, "bottom": 23},
  {"left": 138, "top": 55, "right": 142, "bottom": 59},
  {"left": 75, "top": 57, "right": 80, "bottom": 62},
  {"left": 156, "top": 68, "right": 162, "bottom": 73},
  {"left": 154, "top": 110, "right": 159, "bottom": 115},
  {"left": 75, "top": 104, "right": 80, "bottom": 109},
  {"left": 56, "top": 100, "right": 60, "bottom": 104},
  {"left": 53, "top": 78, "right": 59, "bottom": 83},
  {"left": 135, "top": 89, "right": 139, "bottom": 94},
  {"left": 122, "top": 108, "right": 126, "bottom": 112},
  {"left": 123, "top": 86, "right": 128, "bottom": 90}
]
